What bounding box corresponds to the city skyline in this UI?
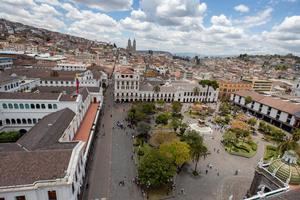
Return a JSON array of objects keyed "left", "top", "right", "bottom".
[{"left": 0, "top": 0, "right": 299, "bottom": 56}]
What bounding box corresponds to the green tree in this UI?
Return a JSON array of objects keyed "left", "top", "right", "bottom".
[
  {"left": 222, "top": 130, "right": 237, "bottom": 151},
  {"left": 278, "top": 137, "right": 297, "bottom": 154},
  {"left": 183, "top": 130, "right": 208, "bottom": 173},
  {"left": 172, "top": 101, "right": 182, "bottom": 114},
  {"left": 159, "top": 139, "right": 190, "bottom": 167},
  {"left": 138, "top": 149, "right": 176, "bottom": 188},
  {"left": 219, "top": 102, "right": 231, "bottom": 116},
  {"left": 179, "top": 122, "right": 188, "bottom": 135},
  {"left": 247, "top": 118, "right": 257, "bottom": 127},
  {"left": 155, "top": 113, "right": 170, "bottom": 125},
  {"left": 244, "top": 96, "right": 253, "bottom": 105},
  {"left": 137, "top": 122, "right": 151, "bottom": 140},
  {"left": 171, "top": 118, "right": 181, "bottom": 132},
  {"left": 292, "top": 129, "right": 300, "bottom": 142}
]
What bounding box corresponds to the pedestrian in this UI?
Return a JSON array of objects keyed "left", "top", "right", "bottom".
[
  {"left": 206, "top": 169, "right": 208, "bottom": 174},
  {"left": 180, "top": 188, "right": 185, "bottom": 195}
]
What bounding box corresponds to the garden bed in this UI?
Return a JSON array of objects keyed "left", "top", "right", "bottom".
[
  {"left": 225, "top": 141, "right": 257, "bottom": 158},
  {"left": 263, "top": 145, "right": 280, "bottom": 161}
]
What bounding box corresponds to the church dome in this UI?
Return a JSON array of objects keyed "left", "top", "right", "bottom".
[{"left": 267, "top": 151, "right": 300, "bottom": 185}]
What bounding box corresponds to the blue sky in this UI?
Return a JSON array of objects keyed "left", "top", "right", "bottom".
[{"left": 0, "top": 0, "right": 299, "bottom": 55}]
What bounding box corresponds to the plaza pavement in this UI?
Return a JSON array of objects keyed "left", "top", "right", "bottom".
[{"left": 84, "top": 97, "right": 269, "bottom": 200}]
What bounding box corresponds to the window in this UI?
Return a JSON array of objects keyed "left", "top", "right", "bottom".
[
  {"left": 48, "top": 191, "right": 57, "bottom": 200},
  {"left": 22, "top": 119, "right": 27, "bottom": 124},
  {"left": 2, "top": 103, "right": 7, "bottom": 109},
  {"left": 14, "top": 103, "right": 19, "bottom": 109},
  {"left": 17, "top": 119, "right": 21, "bottom": 124},
  {"left": 11, "top": 119, "right": 16, "bottom": 124},
  {"left": 48, "top": 104, "right": 52, "bottom": 109},
  {"left": 36, "top": 104, "right": 40, "bottom": 109},
  {"left": 53, "top": 104, "right": 57, "bottom": 109},
  {"left": 25, "top": 104, "right": 30, "bottom": 109},
  {"left": 5, "top": 119, "right": 10, "bottom": 125},
  {"left": 19, "top": 104, "right": 24, "bottom": 109},
  {"left": 0, "top": 197, "right": 4, "bottom": 200},
  {"left": 8, "top": 103, "right": 13, "bottom": 109},
  {"left": 28, "top": 119, "right": 32, "bottom": 124},
  {"left": 33, "top": 119, "right": 37, "bottom": 124},
  {"left": 15, "top": 196, "right": 26, "bottom": 200},
  {"left": 30, "top": 104, "right": 35, "bottom": 109},
  {"left": 41, "top": 104, "right": 46, "bottom": 109}
]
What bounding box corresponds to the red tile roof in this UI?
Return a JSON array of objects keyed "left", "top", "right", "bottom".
[{"left": 73, "top": 103, "right": 99, "bottom": 143}]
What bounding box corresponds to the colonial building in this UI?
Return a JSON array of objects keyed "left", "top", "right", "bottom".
[
  {"left": 0, "top": 86, "right": 102, "bottom": 132},
  {"left": 218, "top": 80, "right": 252, "bottom": 99},
  {"left": 230, "top": 90, "right": 300, "bottom": 132},
  {"left": 54, "top": 62, "right": 89, "bottom": 71},
  {"left": 114, "top": 67, "right": 219, "bottom": 103},
  {"left": 0, "top": 89, "right": 102, "bottom": 200}
]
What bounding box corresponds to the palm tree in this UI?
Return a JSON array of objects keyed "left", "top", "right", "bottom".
[
  {"left": 278, "top": 137, "right": 297, "bottom": 154},
  {"left": 191, "top": 143, "right": 208, "bottom": 173},
  {"left": 193, "top": 87, "right": 200, "bottom": 96}
]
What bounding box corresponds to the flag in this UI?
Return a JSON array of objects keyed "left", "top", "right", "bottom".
[{"left": 76, "top": 78, "right": 79, "bottom": 94}]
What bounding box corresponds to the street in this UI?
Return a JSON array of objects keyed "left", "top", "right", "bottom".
[{"left": 83, "top": 84, "right": 143, "bottom": 200}]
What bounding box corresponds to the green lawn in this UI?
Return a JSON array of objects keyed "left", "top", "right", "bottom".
[{"left": 225, "top": 141, "right": 257, "bottom": 158}]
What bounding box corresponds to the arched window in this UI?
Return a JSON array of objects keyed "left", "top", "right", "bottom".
[
  {"left": 36, "top": 104, "right": 40, "bottom": 109},
  {"left": 5, "top": 119, "right": 11, "bottom": 124},
  {"left": 17, "top": 119, "right": 21, "bottom": 124},
  {"left": 8, "top": 103, "right": 13, "bottom": 109},
  {"left": 14, "top": 103, "right": 19, "bottom": 109},
  {"left": 19, "top": 104, "right": 24, "bottom": 109},
  {"left": 53, "top": 104, "right": 57, "bottom": 109},
  {"left": 11, "top": 119, "right": 16, "bottom": 124},
  {"left": 48, "top": 104, "right": 52, "bottom": 109},
  {"left": 28, "top": 119, "right": 32, "bottom": 124},
  {"left": 2, "top": 103, "right": 7, "bottom": 109},
  {"left": 33, "top": 119, "right": 37, "bottom": 124},
  {"left": 22, "top": 119, "right": 27, "bottom": 124},
  {"left": 41, "top": 104, "right": 46, "bottom": 109},
  {"left": 30, "top": 104, "right": 35, "bottom": 109},
  {"left": 25, "top": 104, "right": 30, "bottom": 109}
]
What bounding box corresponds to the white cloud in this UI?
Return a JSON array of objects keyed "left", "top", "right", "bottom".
[
  {"left": 234, "top": 4, "right": 250, "bottom": 13},
  {"left": 139, "top": 0, "right": 207, "bottom": 27},
  {"left": 0, "top": 0, "right": 65, "bottom": 30},
  {"left": 211, "top": 15, "right": 232, "bottom": 26},
  {"left": 234, "top": 8, "right": 273, "bottom": 28},
  {"left": 74, "top": 0, "right": 133, "bottom": 11}
]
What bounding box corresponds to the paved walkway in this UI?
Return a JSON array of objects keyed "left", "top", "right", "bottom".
[{"left": 83, "top": 86, "right": 143, "bottom": 200}]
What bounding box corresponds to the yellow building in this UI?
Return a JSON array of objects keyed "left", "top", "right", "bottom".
[
  {"left": 242, "top": 77, "right": 273, "bottom": 93},
  {"left": 218, "top": 80, "right": 252, "bottom": 99}
]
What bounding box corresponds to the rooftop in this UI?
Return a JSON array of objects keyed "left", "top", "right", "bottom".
[
  {"left": 234, "top": 90, "right": 300, "bottom": 115},
  {"left": 0, "top": 108, "right": 78, "bottom": 187}
]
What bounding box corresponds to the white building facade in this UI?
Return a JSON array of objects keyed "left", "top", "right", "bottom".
[{"left": 113, "top": 67, "right": 218, "bottom": 103}]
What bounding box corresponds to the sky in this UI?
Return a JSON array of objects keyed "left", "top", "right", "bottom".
[{"left": 0, "top": 0, "right": 300, "bottom": 56}]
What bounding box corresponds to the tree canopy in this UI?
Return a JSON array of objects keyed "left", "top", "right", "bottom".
[
  {"left": 198, "top": 80, "right": 219, "bottom": 90},
  {"left": 172, "top": 101, "right": 182, "bottom": 114},
  {"left": 159, "top": 139, "right": 190, "bottom": 167},
  {"left": 155, "top": 113, "right": 170, "bottom": 125},
  {"left": 138, "top": 149, "right": 176, "bottom": 188}
]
